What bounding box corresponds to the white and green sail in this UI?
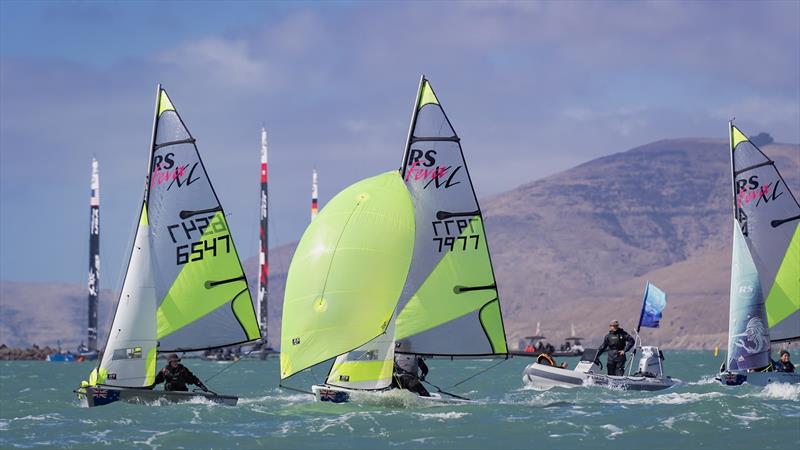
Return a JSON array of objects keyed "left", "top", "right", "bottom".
[
  {"left": 395, "top": 77, "right": 507, "bottom": 356},
  {"left": 88, "top": 86, "right": 260, "bottom": 387},
  {"left": 726, "top": 123, "right": 800, "bottom": 370},
  {"left": 280, "top": 77, "right": 508, "bottom": 392}
]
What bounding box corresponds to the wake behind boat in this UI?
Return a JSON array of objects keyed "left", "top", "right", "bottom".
[{"left": 76, "top": 85, "right": 262, "bottom": 407}]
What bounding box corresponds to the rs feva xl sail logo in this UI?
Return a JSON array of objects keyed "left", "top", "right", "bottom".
[
  {"left": 405, "top": 149, "right": 461, "bottom": 189},
  {"left": 151, "top": 152, "right": 202, "bottom": 191}
]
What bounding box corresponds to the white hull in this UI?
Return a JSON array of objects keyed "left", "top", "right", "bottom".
[
  {"left": 717, "top": 371, "right": 800, "bottom": 386},
  {"left": 522, "top": 362, "right": 681, "bottom": 391},
  {"left": 311, "top": 384, "right": 472, "bottom": 404}
]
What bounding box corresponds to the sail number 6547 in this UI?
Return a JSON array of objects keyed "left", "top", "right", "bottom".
[{"left": 176, "top": 235, "right": 231, "bottom": 265}]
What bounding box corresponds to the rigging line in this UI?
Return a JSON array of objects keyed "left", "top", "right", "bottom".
[
  {"left": 279, "top": 383, "right": 314, "bottom": 396},
  {"left": 448, "top": 357, "right": 508, "bottom": 389},
  {"left": 202, "top": 347, "right": 256, "bottom": 384},
  {"left": 421, "top": 379, "right": 471, "bottom": 401}
]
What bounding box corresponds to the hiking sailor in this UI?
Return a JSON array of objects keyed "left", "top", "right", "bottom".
[
  {"left": 596, "top": 320, "right": 635, "bottom": 376},
  {"left": 392, "top": 341, "right": 430, "bottom": 397},
  {"left": 773, "top": 350, "right": 795, "bottom": 373},
  {"left": 154, "top": 353, "right": 209, "bottom": 392}
]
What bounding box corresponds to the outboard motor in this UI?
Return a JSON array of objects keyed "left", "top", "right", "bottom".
[
  {"left": 636, "top": 346, "right": 664, "bottom": 378},
  {"left": 574, "top": 348, "right": 601, "bottom": 374}
]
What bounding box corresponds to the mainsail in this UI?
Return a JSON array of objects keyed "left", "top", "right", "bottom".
[
  {"left": 728, "top": 123, "right": 799, "bottom": 346},
  {"left": 89, "top": 86, "right": 260, "bottom": 387},
  {"left": 394, "top": 77, "right": 507, "bottom": 356}
]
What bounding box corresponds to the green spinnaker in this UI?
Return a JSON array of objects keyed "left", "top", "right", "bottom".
[{"left": 280, "top": 171, "right": 415, "bottom": 379}]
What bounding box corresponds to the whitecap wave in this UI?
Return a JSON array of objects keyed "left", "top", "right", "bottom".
[
  {"left": 414, "top": 411, "right": 470, "bottom": 421},
  {"left": 748, "top": 382, "right": 800, "bottom": 401},
  {"left": 688, "top": 375, "right": 719, "bottom": 385},
  {"left": 600, "top": 424, "right": 623, "bottom": 439},
  {"left": 612, "top": 391, "right": 725, "bottom": 406}
]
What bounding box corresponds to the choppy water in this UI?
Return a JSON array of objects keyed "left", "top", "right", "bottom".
[{"left": 1, "top": 351, "right": 798, "bottom": 449}]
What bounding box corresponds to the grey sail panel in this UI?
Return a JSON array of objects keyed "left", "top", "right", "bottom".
[
  {"left": 147, "top": 89, "right": 260, "bottom": 352},
  {"left": 394, "top": 78, "right": 508, "bottom": 356}
]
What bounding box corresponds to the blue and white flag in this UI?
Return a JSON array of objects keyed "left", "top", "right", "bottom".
[{"left": 638, "top": 282, "right": 667, "bottom": 329}]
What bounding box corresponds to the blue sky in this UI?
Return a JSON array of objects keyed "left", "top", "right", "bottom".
[{"left": 1, "top": 0, "right": 798, "bottom": 286}]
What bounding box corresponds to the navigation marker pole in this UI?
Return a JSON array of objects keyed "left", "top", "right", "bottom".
[{"left": 87, "top": 157, "right": 100, "bottom": 352}]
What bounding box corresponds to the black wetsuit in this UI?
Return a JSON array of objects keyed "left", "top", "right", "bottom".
[
  {"left": 154, "top": 364, "right": 204, "bottom": 392},
  {"left": 392, "top": 355, "right": 430, "bottom": 397},
  {"left": 773, "top": 359, "right": 795, "bottom": 373},
  {"left": 597, "top": 328, "right": 635, "bottom": 376}
]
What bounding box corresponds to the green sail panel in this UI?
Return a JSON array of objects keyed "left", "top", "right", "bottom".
[
  {"left": 280, "top": 171, "right": 415, "bottom": 380},
  {"left": 731, "top": 124, "right": 800, "bottom": 342},
  {"left": 395, "top": 77, "right": 508, "bottom": 356},
  {"left": 147, "top": 88, "right": 259, "bottom": 351},
  {"left": 766, "top": 223, "right": 799, "bottom": 341}
]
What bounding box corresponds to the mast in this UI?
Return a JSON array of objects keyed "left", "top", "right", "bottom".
[
  {"left": 728, "top": 120, "right": 738, "bottom": 221},
  {"left": 87, "top": 158, "right": 100, "bottom": 352},
  {"left": 399, "top": 75, "right": 426, "bottom": 178},
  {"left": 311, "top": 169, "right": 318, "bottom": 221},
  {"left": 257, "top": 127, "right": 269, "bottom": 343}
]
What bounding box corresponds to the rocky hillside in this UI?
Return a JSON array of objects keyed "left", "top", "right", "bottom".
[
  {"left": 2, "top": 138, "right": 797, "bottom": 350},
  {"left": 486, "top": 139, "right": 798, "bottom": 349}
]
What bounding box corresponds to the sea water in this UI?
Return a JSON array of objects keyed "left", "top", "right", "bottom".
[{"left": 1, "top": 351, "right": 798, "bottom": 449}]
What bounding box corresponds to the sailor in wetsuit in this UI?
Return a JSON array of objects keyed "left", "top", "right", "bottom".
[
  {"left": 154, "top": 353, "right": 208, "bottom": 392},
  {"left": 773, "top": 350, "right": 796, "bottom": 373},
  {"left": 392, "top": 341, "right": 430, "bottom": 397},
  {"left": 596, "top": 320, "right": 635, "bottom": 376}
]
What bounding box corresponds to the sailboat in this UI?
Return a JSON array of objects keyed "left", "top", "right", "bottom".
[
  {"left": 48, "top": 158, "right": 101, "bottom": 363},
  {"left": 718, "top": 122, "right": 800, "bottom": 386},
  {"left": 76, "top": 85, "right": 261, "bottom": 407},
  {"left": 280, "top": 76, "right": 508, "bottom": 403}
]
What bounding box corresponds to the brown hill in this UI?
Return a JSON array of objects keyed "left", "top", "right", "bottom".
[
  {"left": 485, "top": 139, "right": 798, "bottom": 349},
  {"left": 1, "top": 138, "right": 797, "bottom": 350}
]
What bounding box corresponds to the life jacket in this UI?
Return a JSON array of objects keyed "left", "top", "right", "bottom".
[
  {"left": 607, "top": 329, "right": 628, "bottom": 351},
  {"left": 524, "top": 344, "right": 535, "bottom": 353},
  {"left": 162, "top": 365, "right": 191, "bottom": 391},
  {"left": 537, "top": 354, "right": 556, "bottom": 366}
]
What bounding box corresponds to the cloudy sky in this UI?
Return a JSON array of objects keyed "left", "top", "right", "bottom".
[{"left": 1, "top": 1, "right": 798, "bottom": 285}]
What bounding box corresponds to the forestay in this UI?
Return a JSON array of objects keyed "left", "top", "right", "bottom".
[
  {"left": 395, "top": 77, "right": 508, "bottom": 356},
  {"left": 88, "top": 86, "right": 260, "bottom": 387},
  {"left": 730, "top": 124, "right": 799, "bottom": 343}
]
